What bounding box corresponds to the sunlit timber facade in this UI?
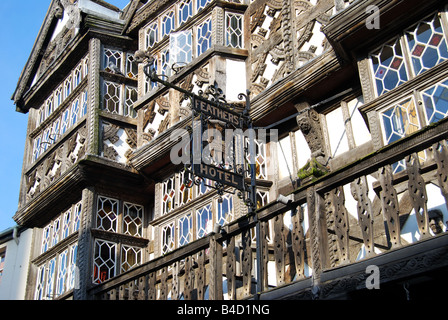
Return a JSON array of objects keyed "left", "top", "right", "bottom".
[{"left": 12, "top": 0, "right": 448, "bottom": 300}]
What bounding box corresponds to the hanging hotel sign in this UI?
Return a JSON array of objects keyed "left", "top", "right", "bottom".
[{"left": 192, "top": 163, "right": 244, "bottom": 190}]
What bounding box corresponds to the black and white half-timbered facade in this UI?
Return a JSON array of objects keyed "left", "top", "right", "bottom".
[{"left": 11, "top": 0, "right": 448, "bottom": 300}]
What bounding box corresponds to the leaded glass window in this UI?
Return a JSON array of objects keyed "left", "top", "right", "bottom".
[
  {"left": 54, "top": 86, "right": 63, "bottom": 110},
  {"left": 124, "top": 86, "right": 138, "bottom": 118},
  {"left": 62, "top": 209, "right": 71, "bottom": 240},
  {"left": 121, "top": 246, "right": 142, "bottom": 273},
  {"left": 126, "top": 53, "right": 139, "bottom": 79},
  {"left": 161, "top": 48, "right": 170, "bottom": 76},
  {"left": 56, "top": 250, "right": 68, "bottom": 296},
  {"left": 64, "top": 75, "right": 72, "bottom": 99},
  {"left": 46, "top": 258, "right": 56, "bottom": 299},
  {"left": 197, "top": 18, "right": 212, "bottom": 56},
  {"left": 80, "top": 90, "right": 88, "bottom": 118},
  {"left": 170, "top": 31, "right": 193, "bottom": 66},
  {"left": 73, "top": 64, "right": 82, "bottom": 89},
  {"left": 73, "top": 201, "right": 82, "bottom": 233},
  {"left": 52, "top": 218, "right": 61, "bottom": 247},
  {"left": 61, "top": 109, "right": 70, "bottom": 135},
  {"left": 103, "top": 48, "right": 123, "bottom": 73},
  {"left": 70, "top": 98, "right": 79, "bottom": 126},
  {"left": 123, "top": 202, "right": 143, "bottom": 237},
  {"left": 196, "top": 204, "right": 212, "bottom": 238},
  {"left": 93, "top": 239, "right": 116, "bottom": 284},
  {"left": 370, "top": 38, "right": 409, "bottom": 96},
  {"left": 45, "top": 96, "right": 53, "bottom": 119},
  {"left": 256, "top": 190, "right": 269, "bottom": 209},
  {"left": 381, "top": 97, "right": 421, "bottom": 145},
  {"left": 103, "top": 81, "right": 121, "bottom": 115},
  {"left": 96, "top": 196, "right": 119, "bottom": 232},
  {"left": 217, "top": 195, "right": 234, "bottom": 226},
  {"left": 406, "top": 13, "right": 448, "bottom": 76},
  {"left": 197, "top": 0, "right": 212, "bottom": 12},
  {"left": 35, "top": 265, "right": 45, "bottom": 300},
  {"left": 196, "top": 178, "right": 212, "bottom": 197},
  {"left": 67, "top": 244, "right": 78, "bottom": 291},
  {"left": 41, "top": 225, "right": 52, "bottom": 253},
  {"left": 226, "top": 13, "right": 243, "bottom": 49},
  {"left": 162, "top": 177, "right": 176, "bottom": 215},
  {"left": 178, "top": 171, "right": 194, "bottom": 206},
  {"left": 146, "top": 22, "right": 159, "bottom": 49},
  {"left": 422, "top": 78, "right": 448, "bottom": 123},
  {"left": 178, "top": 214, "right": 193, "bottom": 246}
]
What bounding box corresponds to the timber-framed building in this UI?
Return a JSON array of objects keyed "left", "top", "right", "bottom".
[{"left": 11, "top": 0, "right": 448, "bottom": 300}]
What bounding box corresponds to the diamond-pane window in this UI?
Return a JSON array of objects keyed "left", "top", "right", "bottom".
[
  {"left": 422, "top": 78, "right": 448, "bottom": 124},
  {"left": 162, "top": 11, "right": 175, "bottom": 38},
  {"left": 103, "top": 48, "right": 123, "bottom": 73},
  {"left": 64, "top": 76, "right": 72, "bottom": 99},
  {"left": 170, "top": 31, "right": 193, "bottom": 66},
  {"left": 226, "top": 13, "right": 243, "bottom": 49},
  {"left": 179, "top": 0, "right": 193, "bottom": 26},
  {"left": 70, "top": 98, "right": 79, "bottom": 126},
  {"left": 103, "top": 81, "right": 121, "bottom": 114},
  {"left": 123, "top": 202, "right": 143, "bottom": 237},
  {"left": 56, "top": 250, "right": 68, "bottom": 296},
  {"left": 381, "top": 97, "right": 420, "bottom": 145},
  {"left": 67, "top": 244, "right": 78, "bottom": 290},
  {"left": 93, "top": 240, "right": 116, "bottom": 284},
  {"left": 161, "top": 48, "right": 170, "bottom": 76},
  {"left": 124, "top": 86, "right": 138, "bottom": 118},
  {"left": 96, "top": 196, "right": 119, "bottom": 232},
  {"left": 197, "top": 0, "right": 212, "bottom": 12},
  {"left": 126, "top": 53, "right": 139, "bottom": 79},
  {"left": 370, "top": 38, "right": 409, "bottom": 96},
  {"left": 256, "top": 190, "right": 269, "bottom": 209},
  {"left": 46, "top": 258, "right": 56, "bottom": 299},
  {"left": 196, "top": 204, "right": 212, "bottom": 238},
  {"left": 197, "top": 18, "right": 212, "bottom": 56},
  {"left": 62, "top": 209, "right": 71, "bottom": 240},
  {"left": 179, "top": 214, "right": 193, "bottom": 246},
  {"left": 406, "top": 14, "right": 448, "bottom": 76},
  {"left": 162, "top": 223, "right": 175, "bottom": 254},
  {"left": 178, "top": 171, "right": 194, "bottom": 206},
  {"left": 196, "top": 178, "right": 212, "bottom": 197}
]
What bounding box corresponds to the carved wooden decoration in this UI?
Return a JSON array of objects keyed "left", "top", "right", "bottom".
[
  {"left": 378, "top": 165, "right": 401, "bottom": 247},
  {"left": 350, "top": 176, "right": 375, "bottom": 257},
  {"left": 148, "top": 272, "right": 156, "bottom": 300},
  {"left": 291, "top": 205, "right": 306, "bottom": 278},
  {"left": 184, "top": 256, "right": 193, "bottom": 300},
  {"left": 226, "top": 236, "right": 236, "bottom": 300},
  {"left": 196, "top": 251, "right": 206, "bottom": 300},
  {"left": 209, "top": 236, "right": 223, "bottom": 300},
  {"left": 241, "top": 229, "right": 252, "bottom": 298},
  {"left": 433, "top": 141, "right": 448, "bottom": 208},
  {"left": 261, "top": 221, "right": 270, "bottom": 291},
  {"left": 406, "top": 153, "right": 430, "bottom": 239},
  {"left": 273, "top": 212, "right": 285, "bottom": 285}
]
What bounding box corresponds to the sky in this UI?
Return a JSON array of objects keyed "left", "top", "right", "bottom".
[{"left": 0, "top": 0, "right": 132, "bottom": 232}]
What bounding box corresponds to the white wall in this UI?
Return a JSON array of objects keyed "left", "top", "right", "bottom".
[{"left": 0, "top": 228, "right": 33, "bottom": 300}]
